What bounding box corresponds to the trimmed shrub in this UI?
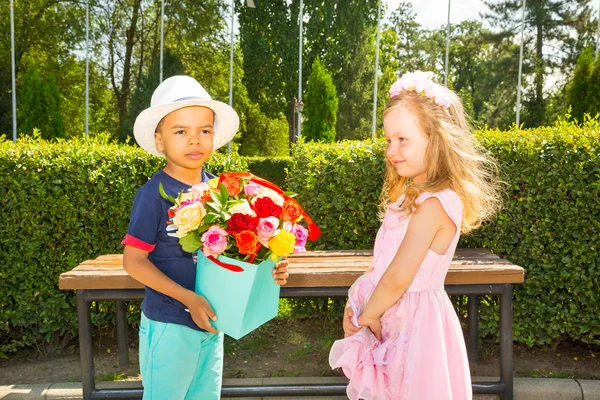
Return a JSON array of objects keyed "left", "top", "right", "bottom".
[
  {"left": 287, "top": 120, "right": 600, "bottom": 347},
  {"left": 245, "top": 156, "right": 291, "bottom": 189},
  {"left": 0, "top": 134, "right": 246, "bottom": 356}
]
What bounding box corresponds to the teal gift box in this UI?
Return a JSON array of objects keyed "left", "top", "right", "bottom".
[{"left": 195, "top": 253, "right": 280, "bottom": 340}]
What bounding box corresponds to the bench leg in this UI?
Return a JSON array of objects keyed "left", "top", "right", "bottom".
[
  {"left": 77, "top": 291, "right": 95, "bottom": 400},
  {"left": 500, "top": 284, "right": 513, "bottom": 400},
  {"left": 467, "top": 295, "right": 479, "bottom": 364},
  {"left": 115, "top": 300, "right": 130, "bottom": 369}
]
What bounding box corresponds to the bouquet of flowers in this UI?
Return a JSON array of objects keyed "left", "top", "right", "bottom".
[{"left": 160, "top": 172, "right": 320, "bottom": 339}]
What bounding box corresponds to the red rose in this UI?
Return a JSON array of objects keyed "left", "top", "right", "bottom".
[
  {"left": 227, "top": 213, "right": 259, "bottom": 234},
  {"left": 252, "top": 197, "right": 282, "bottom": 218},
  {"left": 235, "top": 230, "right": 261, "bottom": 255}
]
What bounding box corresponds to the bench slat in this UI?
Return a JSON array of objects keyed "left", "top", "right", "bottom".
[{"left": 59, "top": 249, "right": 524, "bottom": 290}]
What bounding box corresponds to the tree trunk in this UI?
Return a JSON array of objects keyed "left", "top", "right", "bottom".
[{"left": 117, "top": 0, "right": 142, "bottom": 142}]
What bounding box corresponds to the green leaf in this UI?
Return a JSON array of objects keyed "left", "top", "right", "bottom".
[
  {"left": 210, "top": 189, "right": 223, "bottom": 207},
  {"left": 204, "top": 212, "right": 219, "bottom": 224},
  {"left": 179, "top": 232, "right": 202, "bottom": 253},
  {"left": 219, "top": 183, "right": 229, "bottom": 203},
  {"left": 159, "top": 181, "right": 177, "bottom": 203}
]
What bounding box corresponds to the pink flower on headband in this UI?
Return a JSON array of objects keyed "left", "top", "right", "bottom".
[{"left": 389, "top": 70, "right": 451, "bottom": 109}]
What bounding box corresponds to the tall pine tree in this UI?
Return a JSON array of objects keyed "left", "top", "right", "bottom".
[
  {"left": 567, "top": 48, "right": 594, "bottom": 122},
  {"left": 303, "top": 57, "right": 338, "bottom": 142}
]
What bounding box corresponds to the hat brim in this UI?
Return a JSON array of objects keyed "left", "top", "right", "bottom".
[{"left": 133, "top": 100, "right": 240, "bottom": 156}]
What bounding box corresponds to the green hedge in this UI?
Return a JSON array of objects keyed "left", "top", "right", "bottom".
[
  {"left": 245, "top": 156, "right": 292, "bottom": 189},
  {"left": 0, "top": 135, "right": 247, "bottom": 356},
  {"left": 1, "top": 119, "right": 599, "bottom": 355},
  {"left": 287, "top": 121, "right": 600, "bottom": 347}
]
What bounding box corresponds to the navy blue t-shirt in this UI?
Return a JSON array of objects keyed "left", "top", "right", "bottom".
[{"left": 122, "top": 169, "right": 214, "bottom": 331}]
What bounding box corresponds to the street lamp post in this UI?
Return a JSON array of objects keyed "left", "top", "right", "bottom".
[
  {"left": 371, "top": 0, "right": 382, "bottom": 140},
  {"left": 11, "top": 0, "right": 17, "bottom": 141},
  {"left": 297, "top": 0, "right": 304, "bottom": 138},
  {"left": 85, "top": 0, "right": 90, "bottom": 136},
  {"left": 444, "top": 0, "right": 451, "bottom": 86},
  {"left": 516, "top": 0, "right": 526, "bottom": 127}
]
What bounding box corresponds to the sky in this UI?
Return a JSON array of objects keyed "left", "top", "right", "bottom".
[{"left": 385, "top": 0, "right": 490, "bottom": 30}]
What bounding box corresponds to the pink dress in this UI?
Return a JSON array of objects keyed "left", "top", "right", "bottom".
[{"left": 329, "top": 189, "right": 472, "bottom": 400}]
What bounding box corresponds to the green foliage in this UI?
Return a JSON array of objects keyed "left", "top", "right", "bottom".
[
  {"left": 238, "top": 103, "right": 289, "bottom": 157},
  {"left": 245, "top": 156, "right": 292, "bottom": 189},
  {"left": 122, "top": 49, "right": 186, "bottom": 143},
  {"left": 2, "top": 119, "right": 600, "bottom": 353},
  {"left": 0, "top": 135, "right": 246, "bottom": 355},
  {"left": 567, "top": 48, "right": 594, "bottom": 122},
  {"left": 585, "top": 54, "right": 600, "bottom": 118},
  {"left": 288, "top": 121, "right": 600, "bottom": 347},
  {"left": 19, "top": 66, "right": 65, "bottom": 139},
  {"left": 303, "top": 58, "right": 338, "bottom": 143}
]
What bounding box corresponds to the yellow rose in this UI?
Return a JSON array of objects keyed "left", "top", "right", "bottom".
[
  {"left": 173, "top": 201, "right": 206, "bottom": 237},
  {"left": 208, "top": 178, "right": 219, "bottom": 190},
  {"left": 268, "top": 230, "right": 296, "bottom": 260}
]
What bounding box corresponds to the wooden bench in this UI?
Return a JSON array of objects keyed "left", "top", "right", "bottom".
[{"left": 59, "top": 248, "right": 524, "bottom": 400}]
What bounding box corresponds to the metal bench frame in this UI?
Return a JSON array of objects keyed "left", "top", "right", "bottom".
[{"left": 76, "top": 284, "right": 513, "bottom": 399}]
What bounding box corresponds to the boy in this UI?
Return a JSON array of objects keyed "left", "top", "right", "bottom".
[{"left": 122, "top": 75, "right": 289, "bottom": 399}]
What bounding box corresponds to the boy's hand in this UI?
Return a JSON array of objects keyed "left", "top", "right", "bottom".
[
  {"left": 272, "top": 256, "right": 289, "bottom": 286},
  {"left": 185, "top": 294, "right": 219, "bottom": 333},
  {"left": 357, "top": 314, "right": 382, "bottom": 341},
  {"left": 343, "top": 301, "right": 360, "bottom": 338}
]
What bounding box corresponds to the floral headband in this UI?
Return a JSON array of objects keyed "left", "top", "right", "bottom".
[{"left": 389, "top": 71, "right": 452, "bottom": 109}]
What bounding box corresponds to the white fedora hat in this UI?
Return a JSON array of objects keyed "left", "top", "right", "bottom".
[{"left": 133, "top": 75, "right": 239, "bottom": 156}]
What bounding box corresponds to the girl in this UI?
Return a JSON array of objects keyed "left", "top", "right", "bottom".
[{"left": 329, "top": 71, "right": 500, "bottom": 400}]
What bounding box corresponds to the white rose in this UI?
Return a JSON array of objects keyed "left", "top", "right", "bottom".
[
  {"left": 229, "top": 200, "right": 257, "bottom": 217},
  {"left": 251, "top": 187, "right": 284, "bottom": 206},
  {"left": 173, "top": 201, "right": 206, "bottom": 237}
]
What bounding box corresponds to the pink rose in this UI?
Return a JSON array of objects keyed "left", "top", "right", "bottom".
[
  {"left": 244, "top": 182, "right": 264, "bottom": 197},
  {"left": 283, "top": 221, "right": 293, "bottom": 232},
  {"left": 292, "top": 224, "right": 308, "bottom": 253},
  {"left": 201, "top": 226, "right": 228, "bottom": 257},
  {"left": 257, "top": 216, "right": 280, "bottom": 243}
]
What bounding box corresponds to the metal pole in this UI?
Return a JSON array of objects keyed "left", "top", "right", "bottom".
[
  {"left": 11, "top": 0, "right": 17, "bottom": 141},
  {"left": 228, "top": 0, "right": 234, "bottom": 156},
  {"left": 160, "top": 0, "right": 165, "bottom": 83},
  {"left": 596, "top": 0, "right": 600, "bottom": 60},
  {"left": 516, "top": 0, "right": 526, "bottom": 127},
  {"left": 371, "top": 0, "right": 382, "bottom": 140},
  {"left": 85, "top": 0, "right": 89, "bottom": 136},
  {"left": 444, "top": 0, "right": 451, "bottom": 86},
  {"left": 297, "top": 0, "right": 303, "bottom": 138}
]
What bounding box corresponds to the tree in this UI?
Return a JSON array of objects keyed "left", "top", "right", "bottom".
[
  {"left": 123, "top": 49, "right": 186, "bottom": 142},
  {"left": 238, "top": 0, "right": 379, "bottom": 141},
  {"left": 19, "top": 66, "right": 65, "bottom": 139},
  {"left": 584, "top": 54, "right": 600, "bottom": 118},
  {"left": 482, "top": 0, "right": 594, "bottom": 127},
  {"left": 303, "top": 58, "right": 338, "bottom": 142},
  {"left": 567, "top": 48, "right": 594, "bottom": 122},
  {"left": 238, "top": 103, "right": 289, "bottom": 157}
]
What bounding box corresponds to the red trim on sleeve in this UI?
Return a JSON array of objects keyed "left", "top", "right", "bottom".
[{"left": 122, "top": 234, "right": 156, "bottom": 252}]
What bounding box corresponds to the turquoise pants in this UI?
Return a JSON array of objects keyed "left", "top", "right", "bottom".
[{"left": 139, "top": 312, "right": 224, "bottom": 400}]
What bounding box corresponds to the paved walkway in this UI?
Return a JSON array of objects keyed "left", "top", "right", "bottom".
[{"left": 1, "top": 376, "right": 600, "bottom": 399}]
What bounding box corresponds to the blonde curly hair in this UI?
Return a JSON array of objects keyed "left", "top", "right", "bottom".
[{"left": 380, "top": 89, "right": 501, "bottom": 233}]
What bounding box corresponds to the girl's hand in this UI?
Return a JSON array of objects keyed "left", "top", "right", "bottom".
[
  {"left": 357, "top": 314, "right": 382, "bottom": 341},
  {"left": 343, "top": 302, "right": 360, "bottom": 338},
  {"left": 272, "top": 256, "right": 289, "bottom": 286},
  {"left": 185, "top": 293, "right": 220, "bottom": 333}
]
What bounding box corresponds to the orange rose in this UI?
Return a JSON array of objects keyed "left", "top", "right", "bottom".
[
  {"left": 221, "top": 175, "right": 243, "bottom": 196},
  {"left": 235, "top": 230, "right": 261, "bottom": 255},
  {"left": 281, "top": 198, "right": 303, "bottom": 222}
]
